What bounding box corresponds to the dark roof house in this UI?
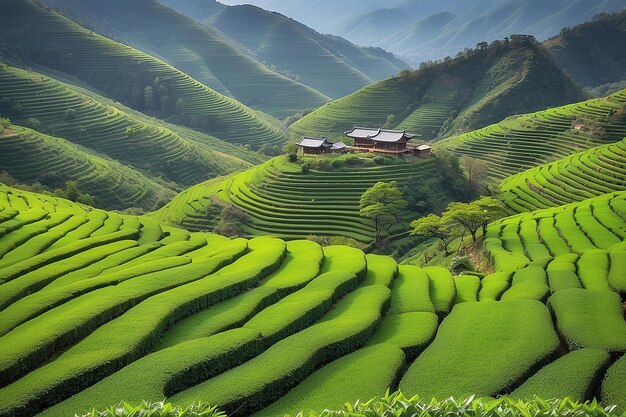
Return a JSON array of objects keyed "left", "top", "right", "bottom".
[{"left": 297, "top": 137, "right": 347, "bottom": 154}]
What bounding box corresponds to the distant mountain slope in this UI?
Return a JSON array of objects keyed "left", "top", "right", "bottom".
[
  {"left": 0, "top": 125, "right": 174, "bottom": 211},
  {"left": 544, "top": 10, "right": 626, "bottom": 89},
  {"left": 215, "top": 0, "right": 409, "bottom": 34},
  {"left": 290, "top": 38, "right": 584, "bottom": 141},
  {"left": 158, "top": 0, "right": 409, "bottom": 99},
  {"left": 332, "top": 0, "right": 626, "bottom": 64},
  {"left": 0, "top": 0, "right": 287, "bottom": 149},
  {"left": 207, "top": 5, "right": 409, "bottom": 99},
  {"left": 38, "top": 0, "right": 330, "bottom": 118},
  {"left": 437, "top": 89, "right": 626, "bottom": 180},
  {"left": 0, "top": 63, "right": 257, "bottom": 197}
]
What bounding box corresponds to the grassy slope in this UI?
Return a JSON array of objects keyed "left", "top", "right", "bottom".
[
  {"left": 206, "top": 4, "right": 409, "bottom": 99},
  {"left": 438, "top": 89, "right": 626, "bottom": 180},
  {"left": 38, "top": 0, "right": 330, "bottom": 119},
  {"left": 0, "top": 62, "right": 257, "bottom": 193},
  {"left": 0, "top": 125, "right": 174, "bottom": 211},
  {"left": 0, "top": 0, "right": 287, "bottom": 149},
  {"left": 290, "top": 41, "right": 583, "bottom": 142},
  {"left": 544, "top": 10, "right": 626, "bottom": 88}
]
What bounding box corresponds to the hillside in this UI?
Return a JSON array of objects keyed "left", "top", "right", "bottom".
[
  {"left": 152, "top": 154, "right": 465, "bottom": 249},
  {"left": 200, "top": 0, "right": 410, "bottom": 34},
  {"left": 0, "top": 63, "right": 258, "bottom": 198},
  {"left": 439, "top": 89, "right": 626, "bottom": 180},
  {"left": 0, "top": 125, "right": 174, "bottom": 211},
  {"left": 158, "top": 1, "right": 409, "bottom": 99},
  {"left": 330, "top": 0, "right": 626, "bottom": 64},
  {"left": 38, "top": 0, "right": 330, "bottom": 119},
  {"left": 498, "top": 138, "right": 626, "bottom": 212},
  {"left": 0, "top": 185, "right": 624, "bottom": 415},
  {"left": 290, "top": 38, "right": 584, "bottom": 141},
  {"left": 544, "top": 10, "right": 626, "bottom": 90},
  {"left": 0, "top": 0, "right": 287, "bottom": 149}
]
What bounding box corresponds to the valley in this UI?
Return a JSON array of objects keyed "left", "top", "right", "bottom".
[{"left": 0, "top": 1, "right": 625, "bottom": 417}]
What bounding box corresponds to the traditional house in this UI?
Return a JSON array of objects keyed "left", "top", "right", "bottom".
[
  {"left": 345, "top": 127, "right": 415, "bottom": 154},
  {"left": 297, "top": 137, "right": 347, "bottom": 155},
  {"left": 415, "top": 144, "right": 432, "bottom": 158}
]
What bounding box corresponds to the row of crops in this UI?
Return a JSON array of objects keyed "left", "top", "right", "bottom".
[
  {"left": 153, "top": 156, "right": 449, "bottom": 242},
  {"left": 0, "top": 183, "right": 625, "bottom": 416},
  {"left": 0, "top": 125, "right": 174, "bottom": 211},
  {"left": 0, "top": 63, "right": 260, "bottom": 206},
  {"left": 440, "top": 89, "right": 626, "bottom": 180},
  {"left": 0, "top": 0, "right": 287, "bottom": 149},
  {"left": 499, "top": 137, "right": 626, "bottom": 212}
]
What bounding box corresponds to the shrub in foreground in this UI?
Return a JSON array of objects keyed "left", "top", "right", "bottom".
[
  {"left": 79, "top": 395, "right": 626, "bottom": 417},
  {"left": 79, "top": 401, "right": 224, "bottom": 417},
  {"left": 298, "top": 393, "right": 626, "bottom": 417}
]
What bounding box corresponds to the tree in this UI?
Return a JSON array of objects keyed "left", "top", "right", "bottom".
[
  {"left": 0, "top": 117, "right": 10, "bottom": 134},
  {"left": 410, "top": 214, "right": 455, "bottom": 255},
  {"left": 143, "top": 86, "right": 155, "bottom": 111},
  {"left": 360, "top": 182, "right": 407, "bottom": 245},
  {"left": 65, "top": 180, "right": 80, "bottom": 202},
  {"left": 460, "top": 156, "right": 488, "bottom": 192},
  {"left": 474, "top": 196, "right": 508, "bottom": 234},
  {"left": 444, "top": 197, "right": 507, "bottom": 242}
]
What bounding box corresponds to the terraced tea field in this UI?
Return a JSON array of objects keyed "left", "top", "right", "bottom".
[
  {"left": 440, "top": 89, "right": 626, "bottom": 180},
  {"left": 0, "top": 63, "right": 258, "bottom": 196},
  {"left": 153, "top": 156, "right": 452, "bottom": 243},
  {"left": 0, "top": 184, "right": 625, "bottom": 416},
  {"left": 499, "top": 138, "right": 626, "bottom": 212},
  {"left": 0, "top": 125, "right": 173, "bottom": 211},
  {"left": 0, "top": 0, "right": 287, "bottom": 149},
  {"left": 38, "top": 0, "right": 330, "bottom": 119}
]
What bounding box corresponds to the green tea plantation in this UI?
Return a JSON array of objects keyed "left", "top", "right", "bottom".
[{"left": 0, "top": 182, "right": 625, "bottom": 416}]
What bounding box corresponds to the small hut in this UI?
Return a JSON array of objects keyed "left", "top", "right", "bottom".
[
  {"left": 414, "top": 144, "right": 432, "bottom": 158},
  {"left": 297, "top": 137, "right": 347, "bottom": 155}
]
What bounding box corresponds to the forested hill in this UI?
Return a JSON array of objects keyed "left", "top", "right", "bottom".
[
  {"left": 290, "top": 37, "right": 584, "bottom": 142},
  {"left": 544, "top": 10, "right": 626, "bottom": 91}
]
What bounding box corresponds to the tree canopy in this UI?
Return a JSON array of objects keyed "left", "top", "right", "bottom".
[{"left": 360, "top": 181, "right": 407, "bottom": 245}]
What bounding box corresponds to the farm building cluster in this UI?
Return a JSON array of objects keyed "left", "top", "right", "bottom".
[{"left": 297, "top": 127, "right": 432, "bottom": 157}]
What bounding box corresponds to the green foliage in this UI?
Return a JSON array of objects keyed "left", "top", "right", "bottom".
[
  {"left": 287, "top": 152, "right": 298, "bottom": 163},
  {"left": 291, "top": 392, "right": 626, "bottom": 417},
  {"left": 360, "top": 182, "right": 407, "bottom": 245},
  {"left": 410, "top": 214, "right": 455, "bottom": 255},
  {"left": 449, "top": 256, "right": 475, "bottom": 275},
  {"left": 301, "top": 163, "right": 310, "bottom": 174},
  {"left": 78, "top": 401, "right": 225, "bottom": 417},
  {"left": 0, "top": 117, "right": 10, "bottom": 133}
]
